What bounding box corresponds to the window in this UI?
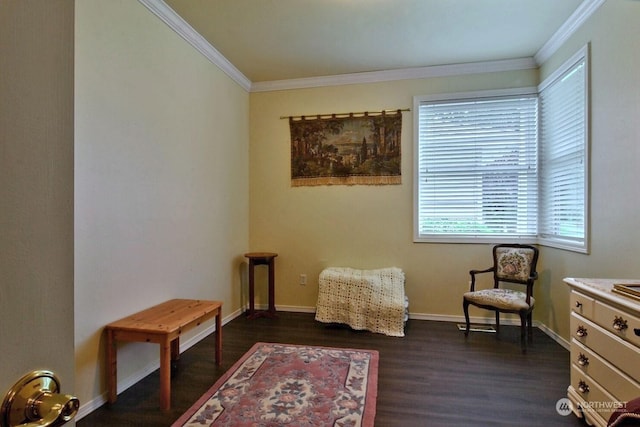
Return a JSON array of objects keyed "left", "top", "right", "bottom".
[
  {"left": 414, "top": 89, "right": 539, "bottom": 243},
  {"left": 538, "top": 47, "right": 589, "bottom": 252},
  {"left": 413, "top": 46, "right": 588, "bottom": 252}
]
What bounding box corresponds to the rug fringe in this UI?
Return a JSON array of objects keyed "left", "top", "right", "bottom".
[{"left": 292, "top": 175, "right": 401, "bottom": 186}]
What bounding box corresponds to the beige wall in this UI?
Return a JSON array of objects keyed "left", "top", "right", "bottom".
[
  {"left": 249, "top": 1, "right": 640, "bottom": 343},
  {"left": 249, "top": 71, "right": 539, "bottom": 317},
  {"left": 74, "top": 0, "right": 249, "bottom": 413}
]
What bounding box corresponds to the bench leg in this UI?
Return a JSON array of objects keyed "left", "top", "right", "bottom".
[
  {"left": 171, "top": 337, "right": 180, "bottom": 364},
  {"left": 160, "top": 339, "right": 171, "bottom": 411},
  {"left": 215, "top": 309, "right": 222, "bottom": 366},
  {"left": 107, "top": 330, "right": 117, "bottom": 403}
]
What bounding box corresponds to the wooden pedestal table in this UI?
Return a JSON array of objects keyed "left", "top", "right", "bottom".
[
  {"left": 244, "top": 252, "right": 278, "bottom": 319},
  {"left": 105, "top": 299, "right": 222, "bottom": 411}
]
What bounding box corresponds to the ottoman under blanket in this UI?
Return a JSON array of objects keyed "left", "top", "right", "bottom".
[{"left": 315, "top": 267, "right": 407, "bottom": 337}]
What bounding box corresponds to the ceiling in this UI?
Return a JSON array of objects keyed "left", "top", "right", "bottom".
[{"left": 163, "top": 0, "right": 586, "bottom": 84}]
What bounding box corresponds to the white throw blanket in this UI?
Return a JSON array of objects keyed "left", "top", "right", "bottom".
[{"left": 315, "top": 267, "right": 406, "bottom": 337}]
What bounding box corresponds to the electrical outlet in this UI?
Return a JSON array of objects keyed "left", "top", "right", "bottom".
[{"left": 300, "top": 274, "right": 307, "bottom": 285}]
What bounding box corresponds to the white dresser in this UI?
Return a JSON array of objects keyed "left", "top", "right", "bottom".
[{"left": 565, "top": 278, "right": 640, "bottom": 426}]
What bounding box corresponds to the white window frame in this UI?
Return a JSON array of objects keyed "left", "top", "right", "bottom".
[
  {"left": 413, "top": 87, "right": 539, "bottom": 244},
  {"left": 413, "top": 46, "right": 589, "bottom": 252},
  {"left": 537, "top": 45, "right": 589, "bottom": 253}
]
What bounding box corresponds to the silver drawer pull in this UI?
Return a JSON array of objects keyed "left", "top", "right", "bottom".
[
  {"left": 577, "top": 353, "right": 589, "bottom": 367},
  {"left": 576, "top": 325, "right": 588, "bottom": 337},
  {"left": 613, "top": 316, "right": 628, "bottom": 331},
  {"left": 578, "top": 380, "right": 590, "bottom": 394},
  {"left": 575, "top": 301, "right": 583, "bottom": 308}
]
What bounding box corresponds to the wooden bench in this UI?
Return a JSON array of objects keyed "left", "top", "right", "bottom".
[{"left": 105, "top": 299, "right": 222, "bottom": 411}]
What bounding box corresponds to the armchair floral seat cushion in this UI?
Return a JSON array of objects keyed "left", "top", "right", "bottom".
[{"left": 463, "top": 288, "right": 534, "bottom": 311}]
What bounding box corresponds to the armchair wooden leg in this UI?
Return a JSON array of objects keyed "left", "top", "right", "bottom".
[
  {"left": 463, "top": 300, "right": 471, "bottom": 336},
  {"left": 495, "top": 311, "right": 500, "bottom": 334},
  {"left": 520, "top": 312, "right": 527, "bottom": 352}
]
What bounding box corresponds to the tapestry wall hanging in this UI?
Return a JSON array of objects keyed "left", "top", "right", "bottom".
[{"left": 289, "top": 110, "right": 404, "bottom": 186}]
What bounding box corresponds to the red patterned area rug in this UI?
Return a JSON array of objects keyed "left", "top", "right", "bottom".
[{"left": 172, "top": 342, "right": 379, "bottom": 427}]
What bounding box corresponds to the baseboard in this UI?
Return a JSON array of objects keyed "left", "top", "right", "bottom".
[
  {"left": 536, "top": 321, "right": 570, "bottom": 350},
  {"left": 270, "top": 304, "right": 316, "bottom": 313}
]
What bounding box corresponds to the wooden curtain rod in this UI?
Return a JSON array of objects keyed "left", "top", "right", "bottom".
[{"left": 280, "top": 108, "right": 410, "bottom": 120}]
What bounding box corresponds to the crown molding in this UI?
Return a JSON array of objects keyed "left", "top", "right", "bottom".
[
  {"left": 250, "top": 57, "right": 537, "bottom": 92},
  {"left": 137, "top": 0, "right": 252, "bottom": 92},
  {"left": 139, "top": 0, "right": 602, "bottom": 93},
  {"left": 534, "top": 0, "right": 605, "bottom": 65}
]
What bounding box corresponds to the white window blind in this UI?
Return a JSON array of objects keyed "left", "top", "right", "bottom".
[
  {"left": 415, "top": 92, "right": 538, "bottom": 241},
  {"left": 538, "top": 50, "right": 588, "bottom": 251}
]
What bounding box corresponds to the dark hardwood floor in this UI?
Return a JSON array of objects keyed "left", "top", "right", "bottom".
[{"left": 78, "top": 312, "right": 588, "bottom": 426}]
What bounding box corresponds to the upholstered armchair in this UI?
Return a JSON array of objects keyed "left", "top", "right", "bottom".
[{"left": 462, "top": 244, "right": 539, "bottom": 351}]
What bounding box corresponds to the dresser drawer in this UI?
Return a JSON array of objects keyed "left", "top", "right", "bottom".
[
  {"left": 571, "top": 312, "right": 640, "bottom": 380},
  {"left": 571, "top": 290, "right": 595, "bottom": 319},
  {"left": 594, "top": 300, "right": 640, "bottom": 347},
  {"left": 571, "top": 338, "right": 640, "bottom": 402},
  {"left": 570, "top": 365, "right": 621, "bottom": 422}
]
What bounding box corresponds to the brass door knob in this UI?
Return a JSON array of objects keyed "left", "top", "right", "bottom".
[{"left": 1, "top": 370, "right": 79, "bottom": 427}]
